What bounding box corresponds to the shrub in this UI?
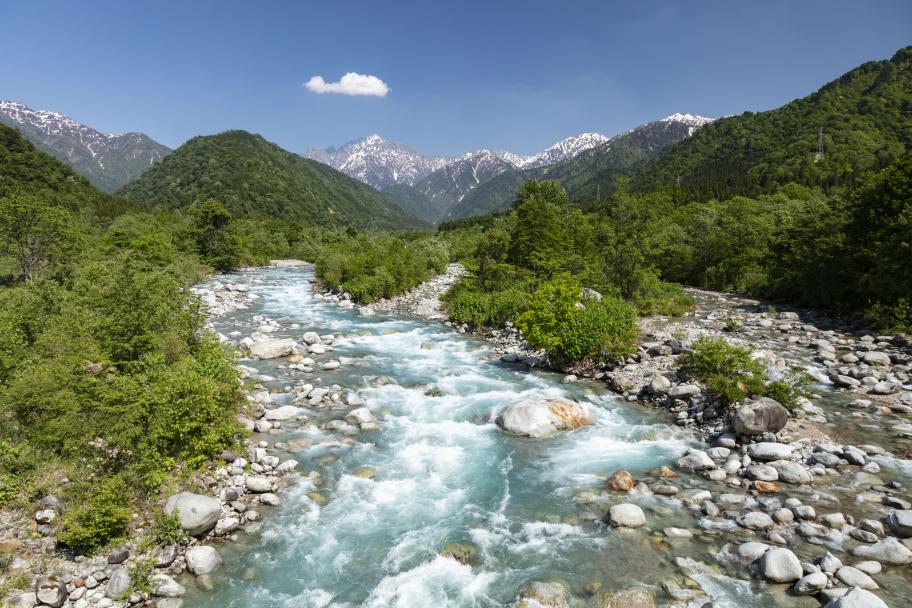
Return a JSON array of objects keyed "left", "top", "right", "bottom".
[
  {"left": 561, "top": 296, "right": 638, "bottom": 362},
  {"left": 679, "top": 337, "right": 766, "bottom": 404},
  {"left": 763, "top": 368, "right": 814, "bottom": 413},
  {"left": 150, "top": 509, "right": 187, "bottom": 546},
  {"left": 445, "top": 285, "right": 529, "bottom": 328},
  {"left": 516, "top": 274, "right": 638, "bottom": 362},
  {"left": 58, "top": 477, "right": 132, "bottom": 554}
]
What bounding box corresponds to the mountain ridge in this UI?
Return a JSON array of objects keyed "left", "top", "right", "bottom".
[{"left": 0, "top": 100, "right": 171, "bottom": 192}]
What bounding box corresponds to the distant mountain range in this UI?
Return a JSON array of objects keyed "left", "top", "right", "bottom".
[
  {"left": 0, "top": 100, "right": 170, "bottom": 192},
  {"left": 303, "top": 128, "right": 688, "bottom": 222}
]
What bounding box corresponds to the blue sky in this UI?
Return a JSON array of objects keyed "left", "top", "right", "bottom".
[{"left": 1, "top": 1, "right": 909, "bottom": 156}]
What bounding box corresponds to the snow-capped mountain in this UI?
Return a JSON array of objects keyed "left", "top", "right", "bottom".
[
  {"left": 518, "top": 132, "right": 611, "bottom": 170},
  {"left": 0, "top": 100, "right": 170, "bottom": 192},
  {"left": 302, "top": 134, "right": 450, "bottom": 189},
  {"left": 414, "top": 149, "right": 518, "bottom": 210}
]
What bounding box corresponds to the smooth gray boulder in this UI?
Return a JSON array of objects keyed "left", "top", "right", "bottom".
[
  {"left": 151, "top": 574, "right": 186, "bottom": 598},
  {"left": 186, "top": 545, "right": 223, "bottom": 575},
  {"left": 249, "top": 338, "right": 296, "bottom": 359},
  {"left": 495, "top": 397, "right": 594, "bottom": 437},
  {"left": 676, "top": 449, "right": 716, "bottom": 472},
  {"left": 105, "top": 567, "right": 132, "bottom": 599},
  {"left": 852, "top": 537, "right": 912, "bottom": 565},
  {"left": 748, "top": 442, "right": 794, "bottom": 461},
  {"left": 794, "top": 571, "right": 828, "bottom": 595},
  {"left": 772, "top": 460, "right": 813, "bottom": 484},
  {"left": 164, "top": 492, "right": 222, "bottom": 536},
  {"left": 732, "top": 397, "right": 789, "bottom": 435},
  {"left": 887, "top": 509, "right": 912, "bottom": 537},
  {"left": 35, "top": 577, "right": 66, "bottom": 607},
  {"left": 735, "top": 542, "right": 770, "bottom": 564},
  {"left": 758, "top": 547, "right": 803, "bottom": 583},
  {"left": 608, "top": 503, "right": 646, "bottom": 528},
  {"left": 823, "top": 587, "right": 888, "bottom": 608},
  {"left": 835, "top": 566, "right": 878, "bottom": 590}
]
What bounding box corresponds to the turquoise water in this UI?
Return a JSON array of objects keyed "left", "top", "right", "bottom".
[{"left": 185, "top": 266, "right": 879, "bottom": 608}]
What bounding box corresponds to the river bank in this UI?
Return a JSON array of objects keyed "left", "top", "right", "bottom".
[{"left": 5, "top": 263, "right": 912, "bottom": 608}]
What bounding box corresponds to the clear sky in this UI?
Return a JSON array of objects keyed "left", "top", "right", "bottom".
[{"left": 1, "top": 0, "right": 909, "bottom": 156}]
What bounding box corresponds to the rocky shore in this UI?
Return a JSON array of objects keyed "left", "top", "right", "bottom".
[{"left": 5, "top": 263, "right": 911, "bottom": 608}]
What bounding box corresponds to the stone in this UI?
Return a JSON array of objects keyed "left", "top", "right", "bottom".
[
  {"left": 649, "top": 375, "right": 671, "bottom": 395},
  {"left": 213, "top": 517, "right": 240, "bottom": 536},
  {"left": 264, "top": 405, "right": 302, "bottom": 421},
  {"left": 518, "top": 581, "right": 570, "bottom": 608},
  {"left": 164, "top": 492, "right": 222, "bottom": 536},
  {"left": 186, "top": 545, "right": 223, "bottom": 575},
  {"left": 107, "top": 546, "right": 129, "bottom": 564},
  {"left": 248, "top": 338, "right": 297, "bottom": 359},
  {"left": 772, "top": 460, "right": 813, "bottom": 484},
  {"left": 605, "top": 470, "right": 635, "bottom": 492},
  {"left": 758, "top": 547, "right": 803, "bottom": 583},
  {"left": 793, "top": 571, "right": 828, "bottom": 595},
  {"left": 747, "top": 464, "right": 779, "bottom": 481},
  {"left": 754, "top": 481, "right": 781, "bottom": 493},
  {"left": 835, "top": 566, "right": 878, "bottom": 590},
  {"left": 822, "top": 587, "right": 888, "bottom": 608},
  {"left": 676, "top": 449, "right": 716, "bottom": 472},
  {"left": 862, "top": 352, "right": 891, "bottom": 366},
  {"left": 35, "top": 576, "right": 67, "bottom": 607},
  {"left": 668, "top": 383, "right": 701, "bottom": 398},
  {"left": 34, "top": 509, "right": 55, "bottom": 524},
  {"left": 155, "top": 544, "right": 179, "bottom": 567},
  {"left": 748, "top": 442, "right": 794, "bottom": 461},
  {"left": 820, "top": 552, "right": 843, "bottom": 574},
  {"left": 737, "top": 511, "right": 774, "bottom": 531},
  {"left": 886, "top": 509, "right": 912, "bottom": 537},
  {"left": 851, "top": 537, "right": 912, "bottom": 565},
  {"left": 608, "top": 503, "right": 646, "bottom": 528},
  {"left": 598, "top": 588, "right": 655, "bottom": 608},
  {"left": 853, "top": 561, "right": 881, "bottom": 576},
  {"left": 245, "top": 476, "right": 272, "bottom": 493},
  {"left": 735, "top": 542, "right": 770, "bottom": 564},
  {"left": 440, "top": 543, "right": 478, "bottom": 565},
  {"left": 105, "top": 568, "right": 131, "bottom": 599},
  {"left": 870, "top": 381, "right": 897, "bottom": 395},
  {"left": 345, "top": 407, "right": 377, "bottom": 426},
  {"left": 732, "top": 397, "right": 789, "bottom": 436},
  {"left": 151, "top": 574, "right": 186, "bottom": 598},
  {"left": 663, "top": 527, "right": 693, "bottom": 539},
  {"left": 495, "top": 397, "right": 594, "bottom": 437},
  {"left": 821, "top": 513, "right": 847, "bottom": 529}
]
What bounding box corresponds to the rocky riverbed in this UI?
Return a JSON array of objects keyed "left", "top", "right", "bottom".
[{"left": 4, "top": 264, "right": 912, "bottom": 608}]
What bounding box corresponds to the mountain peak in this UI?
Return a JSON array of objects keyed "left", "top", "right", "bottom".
[
  {"left": 660, "top": 112, "right": 714, "bottom": 127},
  {"left": 0, "top": 99, "right": 170, "bottom": 192}
]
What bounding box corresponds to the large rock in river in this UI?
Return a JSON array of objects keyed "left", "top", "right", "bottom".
[
  {"left": 732, "top": 397, "right": 789, "bottom": 435},
  {"left": 164, "top": 492, "right": 222, "bottom": 536},
  {"left": 495, "top": 397, "right": 594, "bottom": 437},
  {"left": 248, "top": 338, "right": 297, "bottom": 359}
]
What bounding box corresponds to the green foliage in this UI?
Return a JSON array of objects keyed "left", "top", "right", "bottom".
[
  {"left": 639, "top": 47, "right": 912, "bottom": 199},
  {"left": 58, "top": 477, "right": 132, "bottom": 554},
  {"left": 117, "top": 130, "right": 426, "bottom": 230},
  {"left": 764, "top": 368, "right": 814, "bottom": 414},
  {"left": 315, "top": 231, "right": 449, "bottom": 303},
  {"left": 680, "top": 337, "right": 766, "bottom": 405},
  {"left": 188, "top": 199, "right": 241, "bottom": 271},
  {"left": 150, "top": 509, "right": 187, "bottom": 546},
  {"left": 0, "top": 194, "right": 84, "bottom": 280},
  {"left": 515, "top": 274, "right": 637, "bottom": 362}
]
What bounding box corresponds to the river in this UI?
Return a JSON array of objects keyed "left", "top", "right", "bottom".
[{"left": 184, "top": 265, "right": 911, "bottom": 608}]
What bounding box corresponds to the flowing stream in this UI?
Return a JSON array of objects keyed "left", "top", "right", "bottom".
[{"left": 183, "top": 266, "right": 908, "bottom": 608}]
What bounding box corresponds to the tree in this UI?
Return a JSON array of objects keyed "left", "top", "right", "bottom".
[
  {"left": 0, "top": 195, "right": 79, "bottom": 281},
  {"left": 509, "top": 180, "right": 569, "bottom": 274},
  {"left": 188, "top": 199, "right": 240, "bottom": 271}
]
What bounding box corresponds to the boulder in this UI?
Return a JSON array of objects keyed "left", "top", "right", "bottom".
[
  {"left": 495, "top": 397, "right": 594, "bottom": 437},
  {"left": 862, "top": 352, "right": 891, "bottom": 366},
  {"left": 151, "top": 574, "right": 186, "bottom": 598},
  {"left": 668, "top": 383, "right": 701, "bottom": 398},
  {"left": 835, "top": 566, "right": 878, "bottom": 590},
  {"left": 605, "top": 470, "right": 635, "bottom": 492},
  {"left": 852, "top": 537, "right": 912, "bottom": 565},
  {"left": 823, "top": 587, "right": 888, "bottom": 608},
  {"left": 264, "top": 405, "right": 303, "bottom": 421},
  {"left": 758, "top": 547, "right": 802, "bottom": 583},
  {"left": 163, "top": 492, "right": 222, "bottom": 536},
  {"left": 598, "top": 588, "right": 655, "bottom": 608},
  {"left": 34, "top": 577, "right": 66, "bottom": 608},
  {"left": 345, "top": 407, "right": 377, "bottom": 426},
  {"left": 248, "top": 338, "right": 297, "bottom": 359},
  {"left": 186, "top": 545, "right": 223, "bottom": 575},
  {"left": 737, "top": 511, "right": 774, "bottom": 531},
  {"left": 794, "top": 571, "right": 828, "bottom": 595},
  {"left": 747, "top": 442, "right": 794, "bottom": 461},
  {"left": 735, "top": 541, "right": 770, "bottom": 563},
  {"left": 676, "top": 449, "right": 716, "bottom": 472},
  {"left": 245, "top": 476, "right": 272, "bottom": 493},
  {"left": 732, "top": 397, "right": 789, "bottom": 436},
  {"left": 518, "top": 581, "right": 570, "bottom": 608},
  {"left": 608, "top": 503, "right": 646, "bottom": 528},
  {"left": 886, "top": 509, "right": 912, "bottom": 537},
  {"left": 771, "top": 460, "right": 813, "bottom": 484},
  {"left": 105, "top": 567, "right": 132, "bottom": 599}
]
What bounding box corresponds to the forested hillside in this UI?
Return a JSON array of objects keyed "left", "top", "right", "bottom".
[
  {"left": 118, "top": 130, "right": 427, "bottom": 230},
  {"left": 636, "top": 46, "right": 912, "bottom": 199}
]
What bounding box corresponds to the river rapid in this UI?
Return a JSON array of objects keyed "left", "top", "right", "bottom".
[{"left": 184, "top": 265, "right": 912, "bottom": 608}]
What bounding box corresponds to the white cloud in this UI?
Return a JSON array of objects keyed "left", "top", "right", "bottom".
[{"left": 304, "top": 72, "right": 389, "bottom": 97}]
